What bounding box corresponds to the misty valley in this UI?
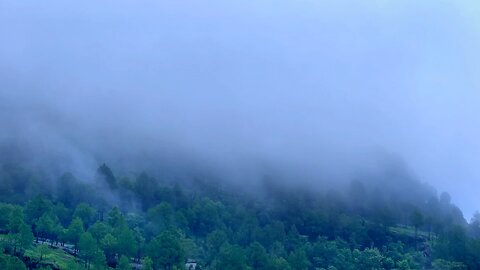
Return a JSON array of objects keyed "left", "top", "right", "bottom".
[{"left": 0, "top": 162, "right": 476, "bottom": 270}]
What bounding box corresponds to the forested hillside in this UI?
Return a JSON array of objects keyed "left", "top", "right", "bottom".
[
  {"left": 0, "top": 162, "right": 478, "bottom": 270},
  {"left": 2, "top": 0, "right": 480, "bottom": 269}
]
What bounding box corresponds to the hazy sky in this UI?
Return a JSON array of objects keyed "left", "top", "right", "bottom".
[{"left": 1, "top": 1, "right": 480, "bottom": 216}]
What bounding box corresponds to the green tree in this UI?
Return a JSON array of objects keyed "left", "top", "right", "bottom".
[
  {"left": 73, "top": 203, "right": 96, "bottom": 228},
  {"left": 54, "top": 202, "right": 71, "bottom": 227},
  {"left": 25, "top": 196, "right": 53, "bottom": 224},
  {"left": 270, "top": 241, "right": 287, "bottom": 258},
  {"left": 35, "top": 243, "right": 51, "bottom": 261},
  {"left": 143, "top": 256, "right": 154, "bottom": 270},
  {"left": 7, "top": 207, "right": 33, "bottom": 255},
  {"left": 35, "top": 213, "right": 57, "bottom": 244},
  {"left": 100, "top": 233, "right": 117, "bottom": 262},
  {"left": 134, "top": 173, "right": 158, "bottom": 210},
  {"left": 97, "top": 164, "right": 118, "bottom": 190},
  {"left": 9, "top": 223, "right": 34, "bottom": 255},
  {"left": 88, "top": 221, "right": 111, "bottom": 243},
  {"left": 147, "top": 202, "right": 175, "bottom": 234},
  {"left": 288, "top": 248, "right": 310, "bottom": 270},
  {"left": 189, "top": 198, "right": 222, "bottom": 236},
  {"left": 285, "top": 225, "right": 301, "bottom": 252},
  {"left": 58, "top": 227, "right": 68, "bottom": 246},
  {"left": 353, "top": 248, "right": 384, "bottom": 270},
  {"left": 411, "top": 209, "right": 424, "bottom": 249},
  {"left": 206, "top": 230, "right": 228, "bottom": 263},
  {"left": 269, "top": 256, "right": 291, "bottom": 270},
  {"left": 107, "top": 207, "right": 125, "bottom": 228},
  {"left": 8, "top": 206, "right": 25, "bottom": 233},
  {"left": 117, "top": 255, "right": 131, "bottom": 270},
  {"left": 0, "top": 204, "right": 14, "bottom": 230},
  {"left": 79, "top": 232, "right": 97, "bottom": 269},
  {"left": 247, "top": 242, "right": 269, "bottom": 270},
  {"left": 133, "top": 228, "right": 146, "bottom": 262},
  {"left": 434, "top": 226, "right": 468, "bottom": 263},
  {"left": 215, "top": 244, "right": 248, "bottom": 270},
  {"left": 115, "top": 225, "right": 138, "bottom": 258},
  {"left": 67, "top": 217, "right": 85, "bottom": 254},
  {"left": 92, "top": 250, "right": 107, "bottom": 270},
  {"left": 147, "top": 230, "right": 185, "bottom": 270}
]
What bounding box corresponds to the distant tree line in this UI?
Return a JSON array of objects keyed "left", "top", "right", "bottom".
[{"left": 0, "top": 162, "right": 478, "bottom": 269}]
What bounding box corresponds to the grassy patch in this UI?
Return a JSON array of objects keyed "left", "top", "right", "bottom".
[
  {"left": 24, "top": 244, "right": 81, "bottom": 270},
  {"left": 390, "top": 225, "right": 430, "bottom": 238}
]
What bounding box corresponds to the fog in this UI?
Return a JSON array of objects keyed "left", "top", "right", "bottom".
[{"left": 1, "top": 1, "right": 480, "bottom": 216}]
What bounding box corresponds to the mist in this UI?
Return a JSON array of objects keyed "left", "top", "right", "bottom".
[{"left": 1, "top": 1, "right": 480, "bottom": 217}]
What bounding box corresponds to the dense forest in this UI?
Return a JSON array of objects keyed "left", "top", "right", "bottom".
[{"left": 0, "top": 161, "right": 478, "bottom": 270}]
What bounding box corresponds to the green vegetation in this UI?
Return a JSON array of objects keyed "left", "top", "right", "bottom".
[
  {"left": 0, "top": 162, "right": 478, "bottom": 269},
  {"left": 24, "top": 243, "right": 82, "bottom": 269}
]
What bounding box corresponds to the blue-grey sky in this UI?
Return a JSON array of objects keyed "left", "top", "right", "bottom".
[{"left": 1, "top": 1, "right": 480, "bottom": 217}]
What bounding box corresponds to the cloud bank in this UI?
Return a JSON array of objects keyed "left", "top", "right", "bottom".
[{"left": 1, "top": 0, "right": 480, "bottom": 215}]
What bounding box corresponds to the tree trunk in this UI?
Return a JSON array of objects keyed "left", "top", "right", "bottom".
[{"left": 414, "top": 226, "right": 418, "bottom": 250}]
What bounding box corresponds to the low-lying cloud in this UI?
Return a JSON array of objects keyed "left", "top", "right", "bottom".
[{"left": 1, "top": 0, "right": 480, "bottom": 216}]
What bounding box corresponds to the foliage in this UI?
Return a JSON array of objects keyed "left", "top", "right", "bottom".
[
  {"left": 147, "top": 230, "right": 185, "bottom": 270},
  {"left": 0, "top": 163, "right": 477, "bottom": 270},
  {"left": 117, "top": 255, "right": 131, "bottom": 270},
  {"left": 79, "top": 232, "right": 97, "bottom": 268},
  {"left": 0, "top": 254, "right": 27, "bottom": 270}
]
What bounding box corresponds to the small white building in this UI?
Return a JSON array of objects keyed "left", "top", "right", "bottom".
[{"left": 185, "top": 259, "right": 197, "bottom": 270}]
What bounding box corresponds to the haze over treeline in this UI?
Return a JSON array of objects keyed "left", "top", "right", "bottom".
[{"left": 1, "top": 0, "right": 480, "bottom": 217}]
